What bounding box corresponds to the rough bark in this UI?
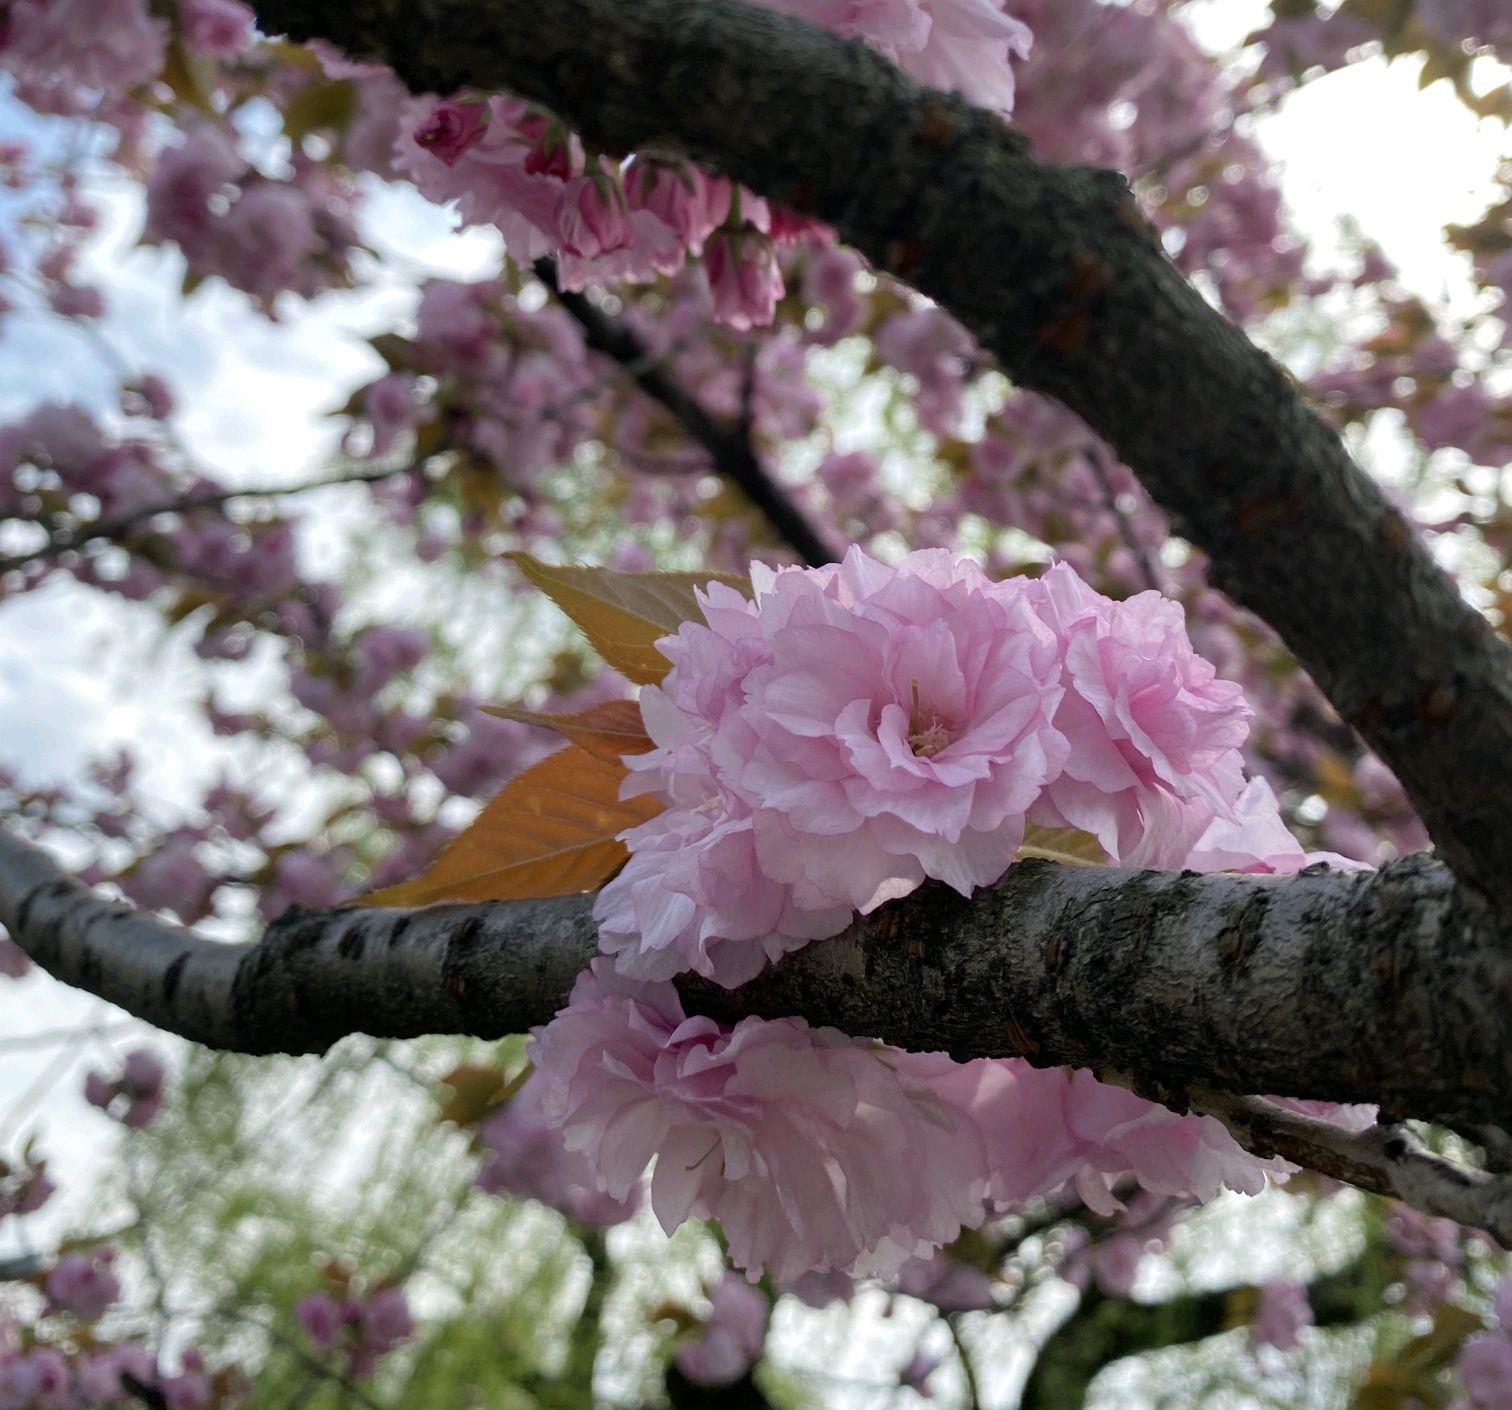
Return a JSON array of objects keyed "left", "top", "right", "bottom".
[
  {"left": 7, "top": 827, "right": 1510, "bottom": 1133},
  {"left": 245, "top": 0, "right": 1512, "bottom": 909},
  {"left": 12, "top": 826, "right": 1512, "bottom": 1237}
]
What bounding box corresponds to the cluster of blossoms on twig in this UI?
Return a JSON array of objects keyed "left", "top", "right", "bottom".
[
  {"left": 390, "top": 0, "right": 1030, "bottom": 326},
  {"left": 525, "top": 549, "right": 1365, "bottom": 1282}
]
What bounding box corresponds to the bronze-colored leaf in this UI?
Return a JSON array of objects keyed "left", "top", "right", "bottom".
[
  {"left": 482, "top": 699, "right": 654, "bottom": 764},
  {"left": 365, "top": 744, "right": 661, "bottom": 906},
  {"left": 510, "top": 553, "right": 751, "bottom": 685}
]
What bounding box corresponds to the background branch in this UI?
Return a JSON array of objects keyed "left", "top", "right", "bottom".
[
  {"left": 0, "top": 462, "right": 422, "bottom": 577},
  {"left": 533, "top": 257, "right": 835, "bottom": 568},
  {"left": 1019, "top": 1242, "right": 1391, "bottom": 1410}
]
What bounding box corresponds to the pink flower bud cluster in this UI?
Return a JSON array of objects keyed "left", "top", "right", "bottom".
[
  {"left": 381, "top": 1, "right": 1029, "bottom": 322},
  {"left": 395, "top": 103, "right": 789, "bottom": 327}
]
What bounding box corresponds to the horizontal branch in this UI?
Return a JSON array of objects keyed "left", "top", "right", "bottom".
[
  {"left": 1190, "top": 1091, "right": 1512, "bottom": 1241},
  {"left": 11, "top": 826, "right": 1512, "bottom": 1237},
  {"left": 247, "top": 0, "right": 1512, "bottom": 908},
  {"left": 6, "top": 826, "right": 1510, "bottom": 1129}
]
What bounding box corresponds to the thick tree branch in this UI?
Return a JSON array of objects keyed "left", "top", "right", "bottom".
[
  {"left": 246, "top": 0, "right": 1512, "bottom": 907},
  {"left": 11, "top": 826, "right": 1512, "bottom": 1235},
  {"left": 533, "top": 258, "right": 835, "bottom": 568}
]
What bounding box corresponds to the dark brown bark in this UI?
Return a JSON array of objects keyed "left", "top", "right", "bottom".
[
  {"left": 246, "top": 0, "right": 1512, "bottom": 909},
  {"left": 7, "top": 827, "right": 1510, "bottom": 1134},
  {"left": 10, "top": 825, "right": 1512, "bottom": 1237},
  {"left": 533, "top": 259, "right": 835, "bottom": 568}
]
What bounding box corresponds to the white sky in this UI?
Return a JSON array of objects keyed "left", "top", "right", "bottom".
[{"left": 0, "top": 0, "right": 1508, "bottom": 1305}]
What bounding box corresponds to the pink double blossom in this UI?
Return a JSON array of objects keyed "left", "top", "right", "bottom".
[
  {"left": 722, "top": 550, "right": 1065, "bottom": 912},
  {"left": 1030, "top": 562, "right": 1251, "bottom": 867},
  {"left": 529, "top": 962, "right": 991, "bottom": 1283},
  {"left": 752, "top": 0, "right": 1032, "bottom": 112}
]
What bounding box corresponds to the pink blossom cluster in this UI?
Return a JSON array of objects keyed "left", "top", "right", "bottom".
[
  {"left": 596, "top": 549, "right": 1265, "bottom": 986},
  {"left": 474, "top": 1071, "right": 641, "bottom": 1229},
  {"left": 0, "top": 0, "right": 166, "bottom": 105},
  {"left": 0, "top": 1319, "right": 213, "bottom": 1410},
  {"left": 0, "top": 1150, "right": 53, "bottom": 1220},
  {"left": 752, "top": 0, "right": 1032, "bottom": 113},
  {"left": 675, "top": 1274, "right": 769, "bottom": 1387},
  {"left": 527, "top": 551, "right": 1364, "bottom": 1281},
  {"left": 0, "top": 0, "right": 249, "bottom": 132},
  {"left": 378, "top": 1, "right": 1029, "bottom": 323},
  {"left": 530, "top": 962, "right": 993, "bottom": 1283},
  {"left": 144, "top": 126, "right": 360, "bottom": 309},
  {"left": 1249, "top": 1278, "right": 1313, "bottom": 1353},
  {"left": 45, "top": 1251, "right": 121, "bottom": 1322},
  {"left": 529, "top": 964, "right": 1292, "bottom": 1282},
  {"left": 1388, "top": 1206, "right": 1467, "bottom": 1315}
]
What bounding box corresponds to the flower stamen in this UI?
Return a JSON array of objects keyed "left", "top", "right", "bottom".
[{"left": 907, "top": 677, "right": 952, "bottom": 757}]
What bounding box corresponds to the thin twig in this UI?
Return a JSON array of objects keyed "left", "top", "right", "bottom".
[
  {"left": 0, "top": 462, "right": 424, "bottom": 575},
  {"left": 534, "top": 257, "right": 835, "bottom": 567}
]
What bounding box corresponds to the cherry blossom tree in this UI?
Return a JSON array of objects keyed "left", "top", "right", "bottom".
[{"left": 3, "top": 0, "right": 1512, "bottom": 1404}]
